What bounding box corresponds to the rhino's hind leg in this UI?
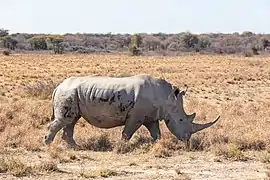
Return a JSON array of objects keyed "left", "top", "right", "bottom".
[
  {"left": 143, "top": 121, "right": 161, "bottom": 142},
  {"left": 45, "top": 92, "right": 79, "bottom": 146},
  {"left": 44, "top": 119, "right": 67, "bottom": 145},
  {"left": 61, "top": 116, "right": 80, "bottom": 148}
]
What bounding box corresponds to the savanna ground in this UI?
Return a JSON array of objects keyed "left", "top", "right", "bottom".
[{"left": 1, "top": 53, "right": 270, "bottom": 179}]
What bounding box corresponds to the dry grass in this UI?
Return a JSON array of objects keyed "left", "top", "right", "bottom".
[
  {"left": 0, "top": 155, "right": 33, "bottom": 177},
  {"left": 212, "top": 143, "right": 248, "bottom": 161},
  {"left": 0, "top": 53, "right": 270, "bottom": 178},
  {"left": 46, "top": 145, "right": 80, "bottom": 163},
  {"left": 23, "top": 79, "right": 57, "bottom": 100},
  {"left": 34, "top": 160, "right": 61, "bottom": 173},
  {"left": 174, "top": 168, "right": 192, "bottom": 180},
  {"left": 79, "top": 168, "right": 119, "bottom": 178},
  {"left": 1, "top": 54, "right": 270, "bottom": 152}
]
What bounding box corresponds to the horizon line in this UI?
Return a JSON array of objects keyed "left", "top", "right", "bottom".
[{"left": 7, "top": 30, "right": 270, "bottom": 35}]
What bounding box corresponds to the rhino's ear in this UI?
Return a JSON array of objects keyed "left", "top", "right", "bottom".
[
  {"left": 174, "top": 88, "right": 180, "bottom": 97},
  {"left": 172, "top": 86, "right": 187, "bottom": 98},
  {"left": 168, "top": 87, "right": 181, "bottom": 101},
  {"left": 179, "top": 86, "right": 188, "bottom": 96}
]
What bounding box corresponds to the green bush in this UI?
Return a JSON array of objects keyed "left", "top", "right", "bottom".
[
  {"left": 180, "top": 32, "right": 199, "bottom": 49},
  {"left": 29, "top": 37, "right": 47, "bottom": 50},
  {"left": 2, "top": 50, "right": 10, "bottom": 56},
  {"left": 1, "top": 36, "right": 17, "bottom": 50},
  {"left": 129, "top": 34, "right": 142, "bottom": 56}
]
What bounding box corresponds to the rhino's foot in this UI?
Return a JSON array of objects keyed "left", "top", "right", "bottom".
[
  {"left": 44, "top": 135, "right": 53, "bottom": 146},
  {"left": 151, "top": 138, "right": 160, "bottom": 144},
  {"left": 61, "top": 135, "right": 80, "bottom": 149},
  {"left": 121, "top": 132, "right": 131, "bottom": 142},
  {"left": 184, "top": 139, "right": 191, "bottom": 152},
  {"left": 65, "top": 142, "right": 80, "bottom": 150}
]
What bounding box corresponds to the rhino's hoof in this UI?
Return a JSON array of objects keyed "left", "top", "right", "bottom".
[
  {"left": 68, "top": 144, "right": 80, "bottom": 150},
  {"left": 44, "top": 136, "right": 52, "bottom": 145}
]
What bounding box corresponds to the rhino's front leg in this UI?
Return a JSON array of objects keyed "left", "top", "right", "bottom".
[
  {"left": 143, "top": 121, "right": 161, "bottom": 142},
  {"left": 121, "top": 117, "right": 143, "bottom": 141}
]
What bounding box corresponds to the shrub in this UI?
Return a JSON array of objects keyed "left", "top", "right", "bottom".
[
  {"left": 80, "top": 133, "right": 113, "bottom": 152},
  {"left": 129, "top": 34, "right": 142, "bottom": 56},
  {"left": 262, "top": 38, "right": 270, "bottom": 50},
  {"left": 35, "top": 161, "right": 61, "bottom": 173},
  {"left": 29, "top": 36, "right": 47, "bottom": 50},
  {"left": 251, "top": 46, "right": 259, "bottom": 55},
  {"left": 23, "top": 80, "right": 57, "bottom": 99},
  {"left": 0, "top": 28, "right": 9, "bottom": 37},
  {"left": 2, "top": 50, "right": 10, "bottom": 56},
  {"left": 0, "top": 156, "right": 32, "bottom": 177},
  {"left": 180, "top": 32, "right": 199, "bottom": 49},
  {"left": 213, "top": 143, "right": 247, "bottom": 161},
  {"left": 195, "top": 38, "right": 211, "bottom": 52},
  {"left": 1, "top": 36, "right": 17, "bottom": 50},
  {"left": 129, "top": 46, "right": 141, "bottom": 56},
  {"left": 80, "top": 169, "right": 118, "bottom": 178}
]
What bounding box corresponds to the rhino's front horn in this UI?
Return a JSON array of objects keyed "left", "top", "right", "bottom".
[{"left": 191, "top": 115, "right": 220, "bottom": 133}]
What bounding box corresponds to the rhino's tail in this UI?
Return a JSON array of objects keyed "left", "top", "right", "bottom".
[{"left": 50, "top": 87, "right": 57, "bottom": 121}]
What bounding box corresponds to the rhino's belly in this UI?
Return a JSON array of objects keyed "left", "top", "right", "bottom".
[{"left": 80, "top": 103, "right": 127, "bottom": 128}]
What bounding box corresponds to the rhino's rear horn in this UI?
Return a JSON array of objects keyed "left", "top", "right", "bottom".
[{"left": 187, "top": 112, "right": 196, "bottom": 122}]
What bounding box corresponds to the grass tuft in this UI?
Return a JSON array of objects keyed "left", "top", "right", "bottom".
[
  {"left": 23, "top": 80, "right": 57, "bottom": 99},
  {"left": 80, "top": 168, "right": 118, "bottom": 178},
  {"left": 174, "top": 168, "right": 191, "bottom": 180},
  {"left": 35, "top": 160, "right": 61, "bottom": 173},
  {"left": 0, "top": 155, "right": 33, "bottom": 177},
  {"left": 151, "top": 141, "right": 172, "bottom": 158},
  {"left": 212, "top": 143, "right": 247, "bottom": 161},
  {"left": 80, "top": 133, "right": 113, "bottom": 152}
]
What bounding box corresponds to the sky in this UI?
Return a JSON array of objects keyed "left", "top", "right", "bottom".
[{"left": 1, "top": 0, "right": 269, "bottom": 34}]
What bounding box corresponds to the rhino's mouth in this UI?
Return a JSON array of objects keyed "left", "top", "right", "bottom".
[{"left": 176, "top": 132, "right": 192, "bottom": 141}]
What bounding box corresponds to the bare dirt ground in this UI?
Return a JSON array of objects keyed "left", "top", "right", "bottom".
[
  {"left": 0, "top": 149, "right": 269, "bottom": 180},
  {"left": 1, "top": 53, "right": 270, "bottom": 179}
]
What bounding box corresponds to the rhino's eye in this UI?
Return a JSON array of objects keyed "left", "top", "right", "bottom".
[{"left": 179, "top": 119, "right": 183, "bottom": 122}]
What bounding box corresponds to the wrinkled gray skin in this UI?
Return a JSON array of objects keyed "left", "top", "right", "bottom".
[{"left": 44, "top": 74, "right": 220, "bottom": 148}]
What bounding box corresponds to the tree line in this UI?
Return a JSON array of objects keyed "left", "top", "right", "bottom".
[{"left": 1, "top": 28, "right": 270, "bottom": 56}]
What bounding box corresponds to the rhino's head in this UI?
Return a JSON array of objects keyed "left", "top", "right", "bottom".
[{"left": 163, "top": 87, "right": 220, "bottom": 141}]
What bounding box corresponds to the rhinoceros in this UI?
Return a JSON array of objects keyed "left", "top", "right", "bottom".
[{"left": 44, "top": 74, "right": 220, "bottom": 148}]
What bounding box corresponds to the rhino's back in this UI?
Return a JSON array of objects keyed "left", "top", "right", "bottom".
[
  {"left": 55, "top": 75, "right": 144, "bottom": 128},
  {"left": 53, "top": 74, "right": 171, "bottom": 128}
]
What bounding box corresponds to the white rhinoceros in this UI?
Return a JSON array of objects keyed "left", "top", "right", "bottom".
[{"left": 44, "top": 74, "right": 220, "bottom": 147}]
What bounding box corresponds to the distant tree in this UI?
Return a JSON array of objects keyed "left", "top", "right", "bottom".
[
  {"left": 29, "top": 36, "right": 47, "bottom": 50},
  {"left": 195, "top": 38, "right": 211, "bottom": 52},
  {"left": 251, "top": 46, "right": 259, "bottom": 55},
  {"left": 51, "top": 37, "right": 64, "bottom": 54},
  {"left": 142, "top": 35, "right": 161, "bottom": 51},
  {"left": 167, "top": 42, "right": 178, "bottom": 51},
  {"left": 0, "top": 28, "right": 9, "bottom": 37},
  {"left": 130, "top": 46, "right": 141, "bottom": 56},
  {"left": 1, "top": 36, "right": 18, "bottom": 50},
  {"left": 2, "top": 50, "right": 10, "bottom": 56},
  {"left": 129, "top": 34, "right": 142, "bottom": 56},
  {"left": 262, "top": 38, "right": 270, "bottom": 50},
  {"left": 131, "top": 34, "right": 142, "bottom": 48},
  {"left": 241, "top": 31, "right": 254, "bottom": 37},
  {"left": 180, "top": 32, "right": 199, "bottom": 49}
]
